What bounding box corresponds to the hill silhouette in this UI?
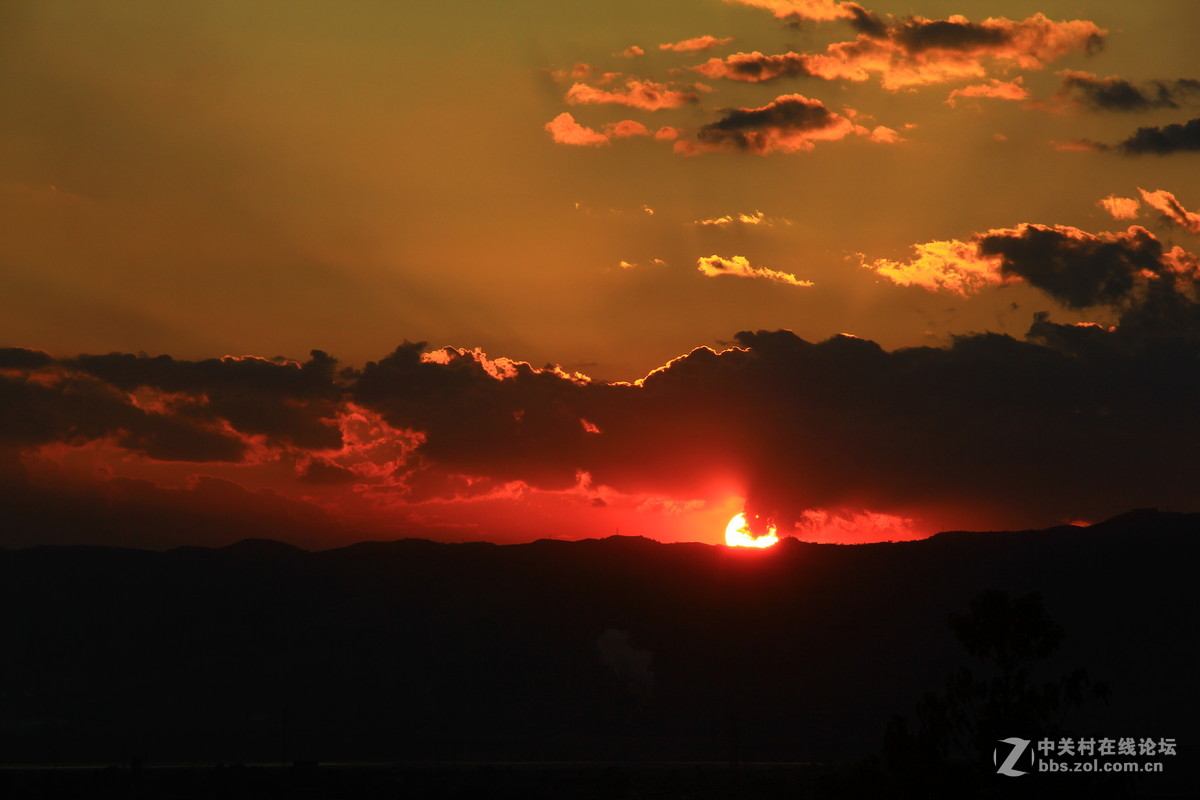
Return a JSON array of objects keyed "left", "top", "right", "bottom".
[{"left": 0, "top": 511, "right": 1196, "bottom": 796}]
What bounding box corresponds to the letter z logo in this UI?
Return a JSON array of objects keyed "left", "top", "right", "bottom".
[{"left": 994, "top": 737, "right": 1033, "bottom": 776}]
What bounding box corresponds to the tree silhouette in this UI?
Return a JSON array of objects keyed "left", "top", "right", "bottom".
[{"left": 883, "top": 590, "right": 1109, "bottom": 798}]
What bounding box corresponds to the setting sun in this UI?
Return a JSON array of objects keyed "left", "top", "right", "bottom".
[{"left": 724, "top": 512, "right": 780, "bottom": 548}]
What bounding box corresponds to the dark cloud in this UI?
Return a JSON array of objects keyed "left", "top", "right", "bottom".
[
  {"left": 299, "top": 457, "right": 359, "bottom": 486},
  {"left": 694, "top": 94, "right": 854, "bottom": 154},
  {"left": 5, "top": 224, "right": 1200, "bottom": 540},
  {"left": 893, "top": 18, "right": 1008, "bottom": 52},
  {"left": 0, "top": 347, "right": 53, "bottom": 370},
  {"left": 1060, "top": 71, "right": 1200, "bottom": 112},
  {"left": 846, "top": 5, "right": 887, "bottom": 38},
  {"left": 1117, "top": 117, "right": 1200, "bottom": 155},
  {"left": 352, "top": 342, "right": 592, "bottom": 490},
  {"left": 977, "top": 225, "right": 1164, "bottom": 309},
  {"left": 69, "top": 349, "right": 345, "bottom": 450},
  {"left": 0, "top": 369, "right": 248, "bottom": 462}
]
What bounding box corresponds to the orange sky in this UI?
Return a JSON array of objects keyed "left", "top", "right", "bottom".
[{"left": 2, "top": 0, "right": 1199, "bottom": 548}]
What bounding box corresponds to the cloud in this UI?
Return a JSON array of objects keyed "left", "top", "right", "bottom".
[
  {"left": 867, "top": 223, "right": 1191, "bottom": 311},
  {"left": 0, "top": 349, "right": 343, "bottom": 465},
  {"left": 794, "top": 508, "right": 920, "bottom": 543},
  {"left": 605, "top": 120, "right": 652, "bottom": 138},
  {"left": 6, "top": 212, "right": 1200, "bottom": 543},
  {"left": 617, "top": 45, "right": 645, "bottom": 58},
  {"left": 694, "top": 13, "right": 1104, "bottom": 91},
  {"left": 299, "top": 456, "right": 360, "bottom": 485},
  {"left": 547, "top": 62, "right": 597, "bottom": 83},
  {"left": 340, "top": 314, "right": 1200, "bottom": 535},
  {"left": 863, "top": 239, "right": 1007, "bottom": 295},
  {"left": 695, "top": 210, "right": 778, "bottom": 227},
  {"left": 946, "top": 78, "right": 1028, "bottom": 107},
  {"left": 1139, "top": 189, "right": 1200, "bottom": 234},
  {"left": 697, "top": 254, "right": 813, "bottom": 287},
  {"left": 659, "top": 36, "right": 733, "bottom": 53},
  {"left": 66, "top": 350, "right": 345, "bottom": 451},
  {"left": 868, "top": 125, "right": 903, "bottom": 143},
  {"left": 686, "top": 93, "right": 858, "bottom": 154},
  {"left": 545, "top": 116, "right": 656, "bottom": 146},
  {"left": 1058, "top": 71, "right": 1200, "bottom": 112},
  {"left": 1116, "top": 117, "right": 1200, "bottom": 155},
  {"left": 0, "top": 347, "right": 54, "bottom": 370},
  {"left": 566, "top": 79, "right": 698, "bottom": 111},
  {"left": 693, "top": 51, "right": 813, "bottom": 83},
  {"left": 1054, "top": 138, "right": 1107, "bottom": 152},
  {"left": 722, "top": 0, "right": 866, "bottom": 23},
  {"left": 8, "top": 268, "right": 1200, "bottom": 544},
  {"left": 545, "top": 113, "right": 610, "bottom": 146},
  {"left": 977, "top": 225, "right": 1166, "bottom": 309},
  {"left": 1098, "top": 195, "right": 1140, "bottom": 220}
]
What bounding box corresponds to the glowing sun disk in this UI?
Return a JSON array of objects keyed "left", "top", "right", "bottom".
[{"left": 725, "top": 512, "right": 779, "bottom": 548}]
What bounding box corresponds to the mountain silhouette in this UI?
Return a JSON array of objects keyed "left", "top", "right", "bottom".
[{"left": 0, "top": 510, "right": 1195, "bottom": 797}]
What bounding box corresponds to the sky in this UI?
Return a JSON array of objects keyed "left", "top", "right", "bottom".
[{"left": 2, "top": 0, "right": 1199, "bottom": 548}]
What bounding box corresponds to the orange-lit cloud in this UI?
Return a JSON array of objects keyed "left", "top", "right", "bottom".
[
  {"left": 863, "top": 239, "right": 1005, "bottom": 295},
  {"left": 867, "top": 223, "right": 1190, "bottom": 310},
  {"left": 794, "top": 508, "right": 920, "bottom": 543},
  {"left": 695, "top": 14, "right": 1104, "bottom": 91},
  {"left": 946, "top": 77, "right": 1028, "bottom": 107},
  {"left": 697, "top": 254, "right": 813, "bottom": 287},
  {"left": 659, "top": 35, "right": 734, "bottom": 53},
  {"left": 695, "top": 210, "right": 775, "bottom": 227},
  {"left": 693, "top": 51, "right": 812, "bottom": 83},
  {"left": 566, "top": 79, "right": 699, "bottom": 111},
  {"left": 654, "top": 126, "right": 681, "bottom": 141},
  {"left": 545, "top": 115, "right": 654, "bottom": 147},
  {"left": 867, "top": 125, "right": 903, "bottom": 143},
  {"left": 547, "top": 63, "right": 597, "bottom": 83},
  {"left": 1139, "top": 189, "right": 1200, "bottom": 234},
  {"left": 545, "top": 113, "right": 610, "bottom": 146},
  {"left": 1054, "top": 139, "right": 1106, "bottom": 151},
  {"left": 722, "top": 0, "right": 864, "bottom": 23},
  {"left": 606, "top": 120, "right": 652, "bottom": 138},
  {"left": 617, "top": 45, "right": 645, "bottom": 58},
  {"left": 1099, "top": 194, "right": 1141, "bottom": 220}
]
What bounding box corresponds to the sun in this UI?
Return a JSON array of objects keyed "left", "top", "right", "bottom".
[{"left": 724, "top": 512, "right": 779, "bottom": 548}]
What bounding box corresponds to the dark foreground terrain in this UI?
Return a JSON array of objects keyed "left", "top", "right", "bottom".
[{"left": 1, "top": 509, "right": 1197, "bottom": 798}]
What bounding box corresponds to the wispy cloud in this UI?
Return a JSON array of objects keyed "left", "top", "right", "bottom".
[
  {"left": 695, "top": 210, "right": 779, "bottom": 227},
  {"left": 566, "top": 79, "right": 699, "bottom": 111},
  {"left": 659, "top": 35, "right": 734, "bottom": 53},
  {"left": 697, "top": 254, "right": 813, "bottom": 286},
  {"left": 946, "top": 78, "right": 1028, "bottom": 108},
  {"left": 722, "top": 0, "right": 867, "bottom": 24}
]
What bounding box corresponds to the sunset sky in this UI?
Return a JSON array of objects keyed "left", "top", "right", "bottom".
[{"left": 3, "top": 0, "right": 1199, "bottom": 548}]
